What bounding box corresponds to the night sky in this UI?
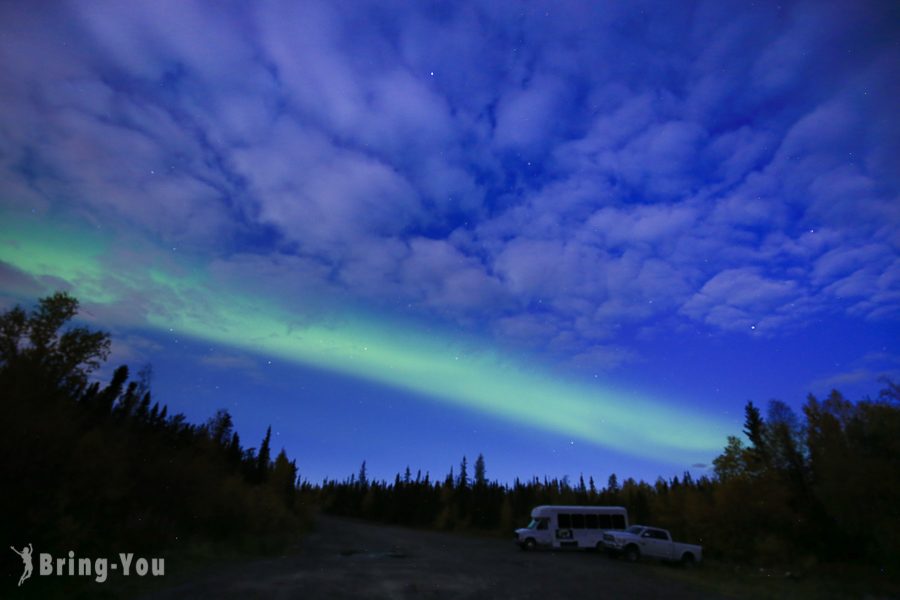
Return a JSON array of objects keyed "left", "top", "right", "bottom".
[{"left": 1, "top": 1, "right": 898, "bottom": 485}]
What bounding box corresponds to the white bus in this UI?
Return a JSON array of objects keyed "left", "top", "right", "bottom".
[{"left": 515, "top": 505, "right": 628, "bottom": 551}]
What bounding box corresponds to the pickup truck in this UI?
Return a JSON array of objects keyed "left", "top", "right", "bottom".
[{"left": 602, "top": 525, "right": 702, "bottom": 566}]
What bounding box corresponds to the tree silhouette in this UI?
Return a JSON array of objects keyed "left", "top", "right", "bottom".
[
  {"left": 457, "top": 455, "right": 469, "bottom": 489},
  {"left": 607, "top": 473, "right": 619, "bottom": 495},
  {"left": 358, "top": 460, "right": 368, "bottom": 489},
  {"left": 0, "top": 292, "right": 110, "bottom": 394},
  {"left": 208, "top": 409, "right": 235, "bottom": 448},
  {"left": 7, "top": 293, "right": 899, "bottom": 570},
  {"left": 312, "top": 384, "right": 899, "bottom": 567},
  {"left": 0, "top": 293, "right": 308, "bottom": 564},
  {"left": 474, "top": 453, "right": 486, "bottom": 488},
  {"left": 743, "top": 401, "right": 768, "bottom": 469}
]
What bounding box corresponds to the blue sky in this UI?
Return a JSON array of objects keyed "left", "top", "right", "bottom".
[{"left": 1, "top": 0, "right": 898, "bottom": 484}]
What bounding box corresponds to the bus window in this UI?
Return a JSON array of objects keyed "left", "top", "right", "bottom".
[
  {"left": 585, "top": 514, "right": 599, "bottom": 529},
  {"left": 572, "top": 514, "right": 585, "bottom": 529},
  {"left": 598, "top": 514, "right": 612, "bottom": 529},
  {"left": 611, "top": 514, "right": 626, "bottom": 529},
  {"left": 558, "top": 513, "right": 572, "bottom": 528}
]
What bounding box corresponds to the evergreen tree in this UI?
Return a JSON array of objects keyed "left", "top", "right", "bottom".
[
  {"left": 743, "top": 401, "right": 768, "bottom": 468},
  {"left": 115, "top": 381, "right": 139, "bottom": 418},
  {"left": 224, "top": 431, "right": 241, "bottom": 468},
  {"left": 272, "top": 449, "right": 297, "bottom": 505},
  {"left": 765, "top": 400, "right": 805, "bottom": 479},
  {"left": 474, "top": 453, "right": 486, "bottom": 488},
  {"left": 256, "top": 426, "right": 272, "bottom": 483},
  {"left": 135, "top": 391, "right": 151, "bottom": 423},
  {"left": 607, "top": 473, "right": 619, "bottom": 495},
  {"left": 208, "top": 409, "right": 234, "bottom": 448},
  {"left": 0, "top": 293, "right": 309, "bottom": 561},
  {"left": 96, "top": 365, "right": 129, "bottom": 415},
  {"left": 457, "top": 456, "right": 469, "bottom": 489},
  {"left": 358, "top": 460, "right": 369, "bottom": 489}
]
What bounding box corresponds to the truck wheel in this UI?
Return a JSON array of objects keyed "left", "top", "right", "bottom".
[
  {"left": 522, "top": 538, "right": 536, "bottom": 551},
  {"left": 681, "top": 553, "right": 695, "bottom": 568},
  {"left": 624, "top": 545, "right": 640, "bottom": 562}
]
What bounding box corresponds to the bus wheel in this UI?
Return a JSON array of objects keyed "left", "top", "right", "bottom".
[{"left": 624, "top": 545, "right": 640, "bottom": 563}]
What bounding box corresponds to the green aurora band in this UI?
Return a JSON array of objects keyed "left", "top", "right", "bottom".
[{"left": 1, "top": 213, "right": 732, "bottom": 464}]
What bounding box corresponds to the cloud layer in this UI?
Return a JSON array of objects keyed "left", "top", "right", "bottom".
[{"left": 1, "top": 0, "right": 898, "bottom": 372}]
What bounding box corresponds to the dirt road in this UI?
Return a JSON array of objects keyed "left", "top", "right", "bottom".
[{"left": 145, "top": 515, "right": 724, "bottom": 599}]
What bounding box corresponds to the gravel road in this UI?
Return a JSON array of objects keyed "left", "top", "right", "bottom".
[{"left": 145, "top": 515, "right": 724, "bottom": 599}]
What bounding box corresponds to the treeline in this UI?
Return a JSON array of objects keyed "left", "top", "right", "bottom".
[
  {"left": 2, "top": 292, "right": 897, "bottom": 572},
  {"left": 312, "top": 386, "right": 900, "bottom": 567},
  {"left": 313, "top": 455, "right": 707, "bottom": 536},
  {"left": 709, "top": 389, "right": 900, "bottom": 564},
  {"left": 0, "top": 293, "right": 309, "bottom": 564}
]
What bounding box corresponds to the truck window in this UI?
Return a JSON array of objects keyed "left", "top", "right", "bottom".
[
  {"left": 585, "top": 514, "right": 599, "bottom": 529},
  {"left": 557, "top": 513, "right": 572, "bottom": 528}
]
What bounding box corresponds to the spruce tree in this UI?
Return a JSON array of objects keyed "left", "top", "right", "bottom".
[{"left": 256, "top": 426, "right": 272, "bottom": 482}]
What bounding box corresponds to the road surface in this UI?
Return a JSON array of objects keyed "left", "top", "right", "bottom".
[{"left": 145, "top": 515, "right": 723, "bottom": 599}]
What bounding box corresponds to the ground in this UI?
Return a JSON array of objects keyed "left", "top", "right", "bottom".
[{"left": 142, "top": 515, "right": 722, "bottom": 599}]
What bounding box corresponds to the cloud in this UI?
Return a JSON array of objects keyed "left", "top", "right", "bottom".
[
  {"left": 0, "top": 261, "right": 60, "bottom": 304},
  {"left": 836, "top": 259, "right": 900, "bottom": 321},
  {"left": 710, "top": 193, "right": 782, "bottom": 228},
  {"left": 398, "top": 237, "right": 508, "bottom": 316},
  {"left": 231, "top": 120, "right": 422, "bottom": 254},
  {"left": 199, "top": 352, "right": 258, "bottom": 373},
  {"left": 494, "top": 73, "right": 571, "bottom": 154},
  {"left": 588, "top": 204, "right": 697, "bottom": 247},
  {"left": 1, "top": 0, "right": 898, "bottom": 369},
  {"left": 612, "top": 120, "right": 708, "bottom": 197},
  {"left": 106, "top": 334, "right": 164, "bottom": 369},
  {"left": 810, "top": 350, "right": 900, "bottom": 392},
  {"left": 569, "top": 345, "right": 640, "bottom": 372},
  {"left": 681, "top": 268, "right": 802, "bottom": 333},
  {"left": 493, "top": 239, "right": 567, "bottom": 299},
  {"left": 812, "top": 245, "right": 887, "bottom": 286}
]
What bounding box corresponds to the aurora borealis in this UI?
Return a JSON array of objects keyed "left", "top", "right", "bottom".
[
  {"left": 1, "top": 1, "right": 898, "bottom": 483},
  {"left": 0, "top": 212, "right": 729, "bottom": 462}
]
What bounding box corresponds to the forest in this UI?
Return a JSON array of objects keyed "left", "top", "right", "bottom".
[
  {"left": 1, "top": 292, "right": 898, "bottom": 581},
  {"left": 314, "top": 381, "right": 900, "bottom": 567},
  {"left": 0, "top": 292, "right": 309, "bottom": 587}
]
